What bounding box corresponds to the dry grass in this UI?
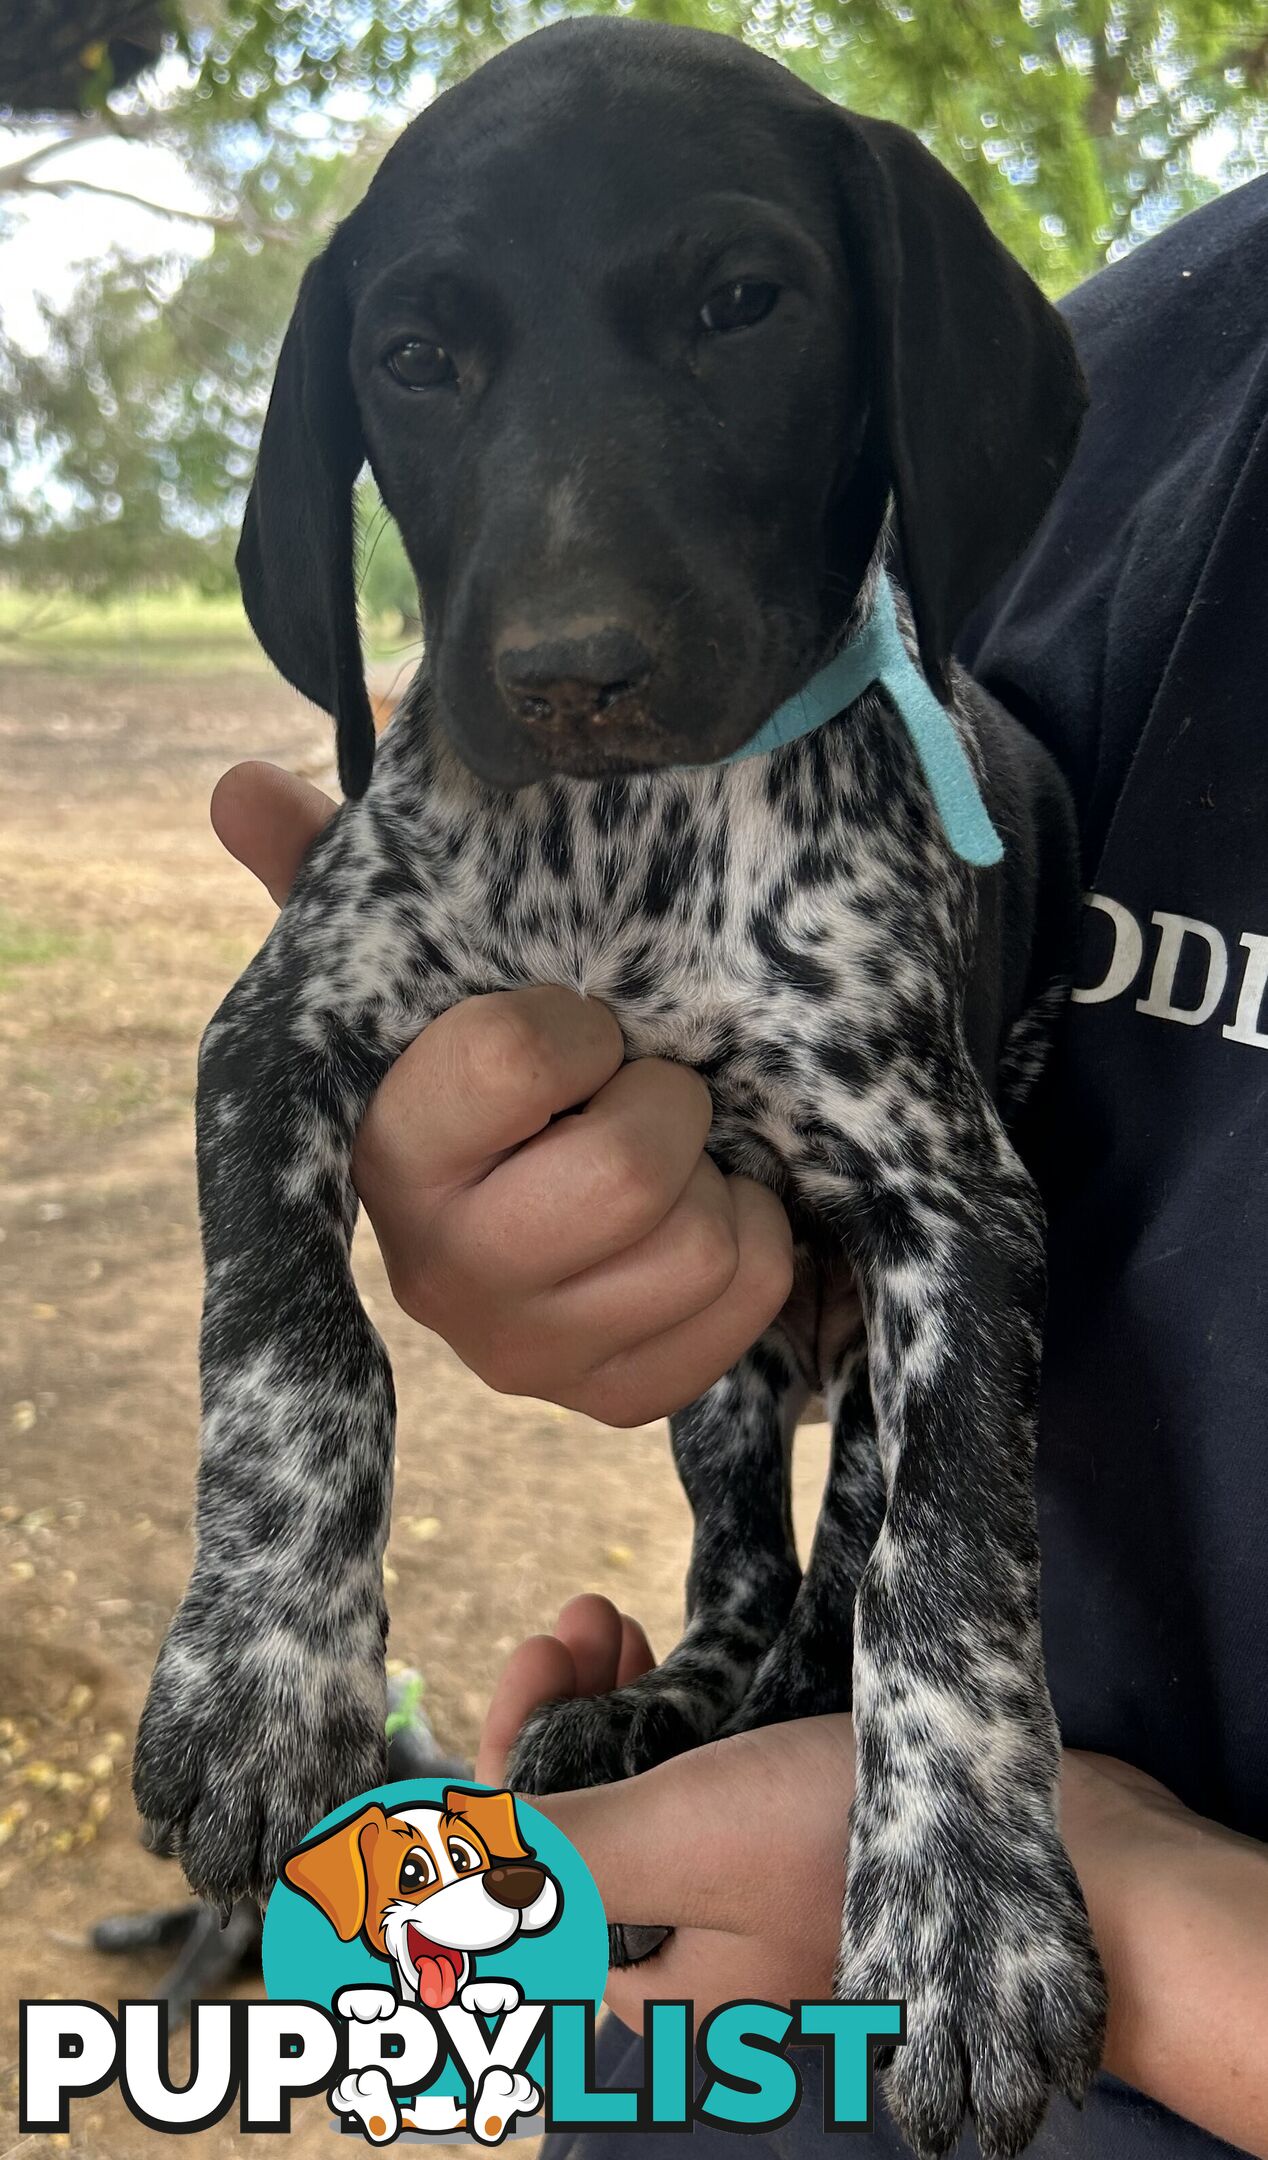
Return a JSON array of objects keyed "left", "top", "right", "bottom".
[
  {"left": 0, "top": 641, "right": 828, "bottom": 2157},
  {"left": 0, "top": 655, "right": 693, "bottom": 2158}
]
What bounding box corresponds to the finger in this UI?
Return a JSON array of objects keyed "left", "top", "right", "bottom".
[
  {"left": 570, "top": 1178, "right": 794, "bottom": 1427},
  {"left": 476, "top": 1634, "right": 577, "bottom": 1787},
  {"left": 616, "top": 1616, "right": 656, "bottom": 1686},
  {"left": 458, "top": 1058, "right": 714, "bottom": 1289},
  {"left": 355, "top": 987, "right": 625, "bottom": 1208},
  {"left": 528, "top": 1156, "right": 743, "bottom": 1361},
  {"left": 475, "top": 1603, "right": 655, "bottom": 1793},
  {"left": 210, "top": 761, "right": 337, "bottom": 907},
  {"left": 553, "top": 1595, "right": 626, "bottom": 1698}
]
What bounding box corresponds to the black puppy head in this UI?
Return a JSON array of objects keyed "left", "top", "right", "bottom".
[{"left": 238, "top": 18, "right": 1085, "bottom": 797}]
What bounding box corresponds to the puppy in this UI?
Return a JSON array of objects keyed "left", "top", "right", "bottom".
[
  {"left": 288, "top": 1786, "right": 555, "bottom": 2145},
  {"left": 284, "top": 1785, "right": 559, "bottom": 2010},
  {"left": 135, "top": 20, "right": 1104, "bottom": 2154}
]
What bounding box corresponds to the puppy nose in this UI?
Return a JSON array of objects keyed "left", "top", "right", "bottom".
[
  {"left": 485, "top": 1863, "right": 546, "bottom": 1909},
  {"left": 495, "top": 626, "right": 653, "bottom": 730}
]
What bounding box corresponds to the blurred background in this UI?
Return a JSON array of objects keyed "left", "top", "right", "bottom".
[{"left": 1, "top": 2, "right": 1265, "bottom": 2152}]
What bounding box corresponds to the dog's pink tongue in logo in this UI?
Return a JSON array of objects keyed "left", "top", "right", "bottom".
[{"left": 407, "top": 1926, "right": 463, "bottom": 2009}]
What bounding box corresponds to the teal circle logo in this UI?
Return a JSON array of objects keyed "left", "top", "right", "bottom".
[{"left": 262, "top": 1778, "right": 607, "bottom": 2131}]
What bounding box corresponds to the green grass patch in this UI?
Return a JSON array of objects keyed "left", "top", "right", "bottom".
[
  {"left": 385, "top": 1670, "right": 427, "bottom": 1740},
  {"left": 79, "top": 1058, "right": 173, "bottom": 1129},
  {"left": 0, "top": 585, "right": 412, "bottom": 675},
  {"left": 0, "top": 908, "right": 83, "bottom": 989},
  {"left": 0, "top": 587, "right": 263, "bottom": 673}
]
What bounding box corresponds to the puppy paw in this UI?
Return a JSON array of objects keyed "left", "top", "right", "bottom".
[
  {"left": 335, "top": 1985, "right": 399, "bottom": 2023},
  {"left": 839, "top": 1816, "right": 1106, "bottom": 2159},
  {"left": 470, "top": 2066, "right": 541, "bottom": 2144},
  {"left": 133, "top": 1593, "right": 388, "bottom": 1908},
  {"left": 507, "top": 1681, "right": 702, "bottom": 1795},
  {"left": 330, "top": 2067, "right": 399, "bottom": 2143},
  {"left": 459, "top": 1977, "right": 524, "bottom": 2018}
]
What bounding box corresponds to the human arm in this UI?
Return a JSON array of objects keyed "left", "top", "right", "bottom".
[{"left": 477, "top": 1596, "right": 1268, "bottom": 2159}]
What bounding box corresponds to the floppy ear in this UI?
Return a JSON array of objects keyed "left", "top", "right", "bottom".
[
  {"left": 236, "top": 243, "right": 376, "bottom": 798},
  {"left": 833, "top": 114, "right": 1087, "bottom": 696},
  {"left": 444, "top": 1786, "right": 533, "bottom": 1863},
  {"left": 282, "top": 1802, "right": 386, "bottom": 1940}
]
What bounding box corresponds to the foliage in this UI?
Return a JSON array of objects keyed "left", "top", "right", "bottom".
[
  {"left": 384, "top": 1670, "right": 427, "bottom": 1740},
  {"left": 3, "top": 249, "right": 243, "bottom": 593},
  {"left": 0, "top": 137, "right": 377, "bottom": 593},
  {"left": 358, "top": 486, "right": 421, "bottom": 635},
  {"left": 0, "top": 1, "right": 172, "bottom": 117},
  {"left": 0, "top": 576, "right": 259, "bottom": 664},
  {"left": 0, "top": 577, "right": 409, "bottom": 669},
  {"left": 799, "top": 0, "right": 1268, "bottom": 282},
  {"left": 2, "top": 0, "right": 1266, "bottom": 597},
  {"left": 97, "top": 0, "right": 1268, "bottom": 281}
]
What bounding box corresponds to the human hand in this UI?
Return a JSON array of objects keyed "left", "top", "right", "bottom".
[
  {"left": 475, "top": 1593, "right": 1239, "bottom": 2079},
  {"left": 475, "top": 1593, "right": 852, "bottom": 2025},
  {"left": 210, "top": 761, "right": 794, "bottom": 1426}
]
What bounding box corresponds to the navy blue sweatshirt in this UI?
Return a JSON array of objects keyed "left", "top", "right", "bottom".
[{"left": 543, "top": 173, "right": 1268, "bottom": 2159}]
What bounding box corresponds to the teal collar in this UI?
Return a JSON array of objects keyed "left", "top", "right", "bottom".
[{"left": 717, "top": 576, "right": 1003, "bottom": 868}]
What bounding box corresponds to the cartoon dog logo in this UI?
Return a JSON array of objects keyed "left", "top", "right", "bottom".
[{"left": 283, "top": 1786, "right": 560, "bottom": 2144}]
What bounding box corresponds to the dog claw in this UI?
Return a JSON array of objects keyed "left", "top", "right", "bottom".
[
  {"left": 132, "top": 1606, "right": 390, "bottom": 1909},
  {"left": 509, "top": 1683, "right": 703, "bottom": 1797},
  {"left": 839, "top": 1812, "right": 1106, "bottom": 2160}
]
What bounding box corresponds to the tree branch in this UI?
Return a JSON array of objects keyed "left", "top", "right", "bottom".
[
  {"left": 7, "top": 169, "right": 242, "bottom": 229},
  {"left": 1084, "top": 0, "right": 1156, "bottom": 138},
  {"left": 5, "top": 163, "right": 302, "bottom": 246},
  {"left": 0, "top": 125, "right": 105, "bottom": 192},
  {"left": 1085, "top": 43, "right": 1129, "bottom": 139},
  {"left": 0, "top": 107, "right": 173, "bottom": 195}
]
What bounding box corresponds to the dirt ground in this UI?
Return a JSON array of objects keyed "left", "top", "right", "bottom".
[{"left": 0, "top": 659, "right": 828, "bottom": 2158}]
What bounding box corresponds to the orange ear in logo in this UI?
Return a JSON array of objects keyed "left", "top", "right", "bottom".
[
  {"left": 283, "top": 1804, "right": 386, "bottom": 1941},
  {"left": 443, "top": 1786, "right": 532, "bottom": 1863}
]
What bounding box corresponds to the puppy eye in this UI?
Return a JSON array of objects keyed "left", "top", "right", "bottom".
[
  {"left": 384, "top": 338, "right": 457, "bottom": 390},
  {"left": 447, "top": 1837, "right": 481, "bottom": 1873},
  {"left": 699, "top": 279, "right": 780, "bottom": 334},
  {"left": 399, "top": 1848, "right": 436, "bottom": 1891}
]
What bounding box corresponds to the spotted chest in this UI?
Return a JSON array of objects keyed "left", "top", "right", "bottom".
[{"left": 294, "top": 676, "right": 978, "bottom": 1224}]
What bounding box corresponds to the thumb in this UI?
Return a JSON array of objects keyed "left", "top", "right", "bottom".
[{"left": 211, "top": 760, "right": 338, "bottom": 908}]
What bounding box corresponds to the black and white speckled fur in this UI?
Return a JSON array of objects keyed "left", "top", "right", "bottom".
[
  {"left": 133, "top": 20, "right": 1106, "bottom": 2155},
  {"left": 135, "top": 576, "right": 1100, "bottom": 2154}
]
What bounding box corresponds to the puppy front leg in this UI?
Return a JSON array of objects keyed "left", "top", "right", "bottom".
[
  {"left": 510, "top": 1329, "right": 806, "bottom": 1793},
  {"left": 839, "top": 1147, "right": 1106, "bottom": 2160},
  {"left": 133, "top": 964, "right": 400, "bottom": 1910}
]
